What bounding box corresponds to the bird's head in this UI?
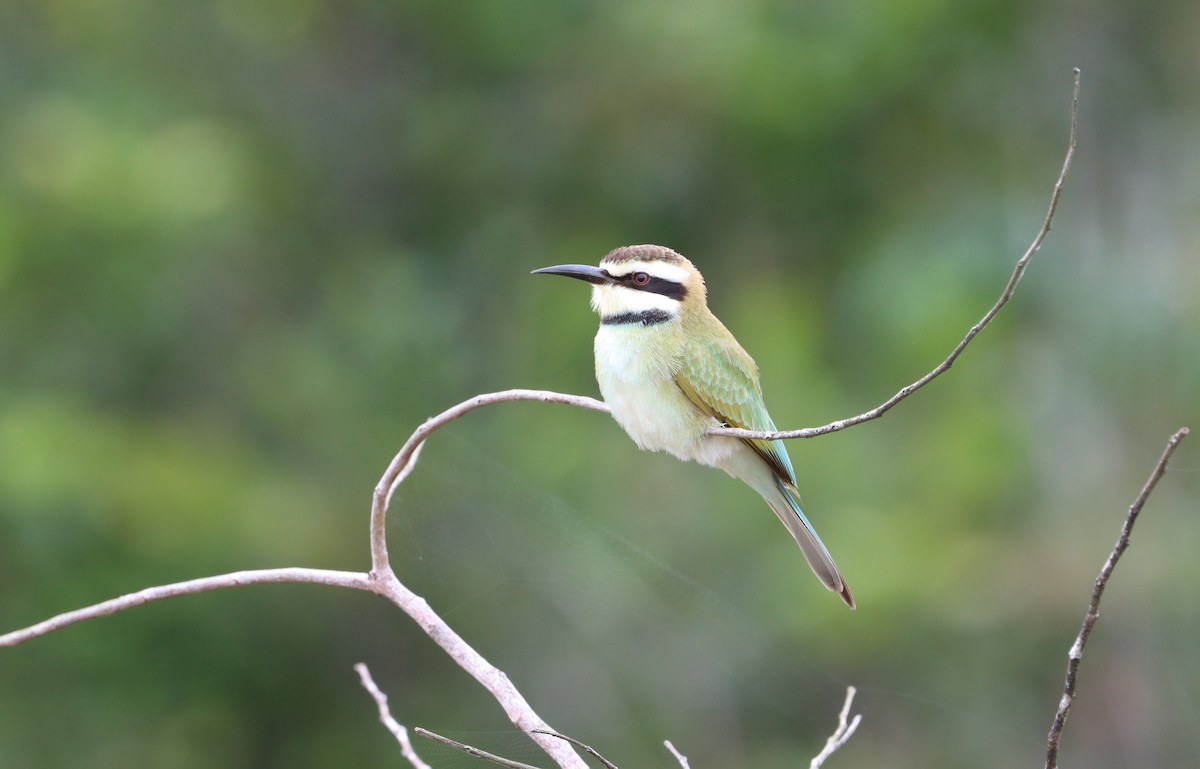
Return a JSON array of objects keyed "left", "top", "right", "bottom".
[{"left": 532, "top": 245, "right": 706, "bottom": 325}]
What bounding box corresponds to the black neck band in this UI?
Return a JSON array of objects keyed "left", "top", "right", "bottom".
[{"left": 601, "top": 309, "right": 674, "bottom": 326}]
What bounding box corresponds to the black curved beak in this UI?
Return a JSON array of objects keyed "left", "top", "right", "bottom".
[{"left": 530, "top": 264, "right": 610, "bottom": 285}]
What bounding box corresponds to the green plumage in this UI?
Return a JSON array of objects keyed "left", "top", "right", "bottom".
[
  {"left": 674, "top": 324, "right": 797, "bottom": 488},
  {"left": 533, "top": 244, "right": 852, "bottom": 607}
]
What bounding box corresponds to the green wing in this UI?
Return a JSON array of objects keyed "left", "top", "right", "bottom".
[{"left": 674, "top": 329, "right": 798, "bottom": 487}]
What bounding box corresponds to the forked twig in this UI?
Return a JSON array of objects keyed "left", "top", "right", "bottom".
[
  {"left": 811, "top": 686, "right": 863, "bottom": 769},
  {"left": 1044, "top": 427, "right": 1189, "bottom": 769}
]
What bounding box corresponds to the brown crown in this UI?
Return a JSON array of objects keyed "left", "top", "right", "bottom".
[{"left": 601, "top": 244, "right": 685, "bottom": 265}]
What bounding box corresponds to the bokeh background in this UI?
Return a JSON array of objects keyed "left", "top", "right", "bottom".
[{"left": 1, "top": 1, "right": 1197, "bottom": 767}]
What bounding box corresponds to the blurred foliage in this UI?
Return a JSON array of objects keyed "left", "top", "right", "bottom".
[{"left": 1, "top": 1, "right": 1198, "bottom": 767}]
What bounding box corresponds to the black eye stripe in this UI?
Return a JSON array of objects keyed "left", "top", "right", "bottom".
[{"left": 618, "top": 273, "right": 687, "bottom": 300}]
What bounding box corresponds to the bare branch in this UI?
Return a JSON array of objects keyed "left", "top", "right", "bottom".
[
  {"left": 810, "top": 686, "right": 863, "bottom": 769},
  {"left": 355, "top": 663, "right": 432, "bottom": 769},
  {"left": 0, "top": 388, "right": 597, "bottom": 768},
  {"left": 1044, "top": 426, "right": 1189, "bottom": 769},
  {"left": 364, "top": 390, "right": 605, "bottom": 769},
  {"left": 663, "top": 740, "right": 690, "bottom": 768},
  {"left": 365, "top": 569, "right": 587, "bottom": 767},
  {"left": 370, "top": 389, "right": 608, "bottom": 575},
  {"left": 0, "top": 568, "right": 373, "bottom": 647},
  {"left": 711, "top": 68, "right": 1081, "bottom": 442},
  {"left": 534, "top": 730, "right": 620, "bottom": 769},
  {"left": 415, "top": 727, "right": 544, "bottom": 769}
]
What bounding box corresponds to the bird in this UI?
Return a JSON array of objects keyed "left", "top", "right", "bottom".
[{"left": 532, "top": 244, "right": 853, "bottom": 608}]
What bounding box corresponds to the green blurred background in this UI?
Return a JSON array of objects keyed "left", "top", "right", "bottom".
[{"left": 1, "top": 1, "right": 1197, "bottom": 767}]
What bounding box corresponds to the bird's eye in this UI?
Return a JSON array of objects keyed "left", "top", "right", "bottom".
[{"left": 632, "top": 272, "right": 651, "bottom": 286}]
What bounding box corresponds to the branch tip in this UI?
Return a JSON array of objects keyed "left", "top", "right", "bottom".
[
  {"left": 810, "top": 685, "right": 862, "bottom": 769},
  {"left": 664, "top": 740, "right": 691, "bottom": 769},
  {"left": 1044, "top": 427, "right": 1188, "bottom": 769},
  {"left": 712, "top": 69, "right": 1081, "bottom": 443}
]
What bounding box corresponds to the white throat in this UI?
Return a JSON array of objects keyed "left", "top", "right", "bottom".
[{"left": 590, "top": 284, "right": 680, "bottom": 318}]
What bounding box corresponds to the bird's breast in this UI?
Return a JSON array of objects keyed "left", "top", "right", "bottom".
[{"left": 593, "top": 325, "right": 733, "bottom": 466}]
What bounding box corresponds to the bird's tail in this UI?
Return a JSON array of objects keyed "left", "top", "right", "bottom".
[{"left": 763, "top": 478, "right": 855, "bottom": 609}]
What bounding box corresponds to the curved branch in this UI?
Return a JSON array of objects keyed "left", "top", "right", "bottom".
[
  {"left": 711, "top": 68, "right": 1081, "bottom": 442},
  {"left": 369, "top": 389, "right": 608, "bottom": 575},
  {"left": 1044, "top": 426, "right": 1189, "bottom": 769},
  {"left": 0, "top": 568, "right": 373, "bottom": 647}
]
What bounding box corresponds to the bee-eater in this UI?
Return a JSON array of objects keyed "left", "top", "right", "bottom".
[{"left": 533, "top": 244, "right": 853, "bottom": 608}]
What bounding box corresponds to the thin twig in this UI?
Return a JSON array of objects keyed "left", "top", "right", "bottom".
[
  {"left": 810, "top": 686, "right": 863, "bottom": 769},
  {"left": 387, "top": 439, "right": 426, "bottom": 506},
  {"left": 1044, "top": 426, "right": 1189, "bottom": 769},
  {"left": 663, "top": 740, "right": 690, "bottom": 768},
  {"left": 0, "top": 568, "right": 373, "bottom": 647},
  {"left": 712, "top": 68, "right": 1081, "bottom": 442},
  {"left": 355, "top": 663, "right": 432, "bottom": 769},
  {"left": 415, "top": 727, "right": 544, "bottom": 769},
  {"left": 534, "top": 730, "right": 620, "bottom": 769}
]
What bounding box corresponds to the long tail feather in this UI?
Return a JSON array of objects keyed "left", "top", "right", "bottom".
[
  {"left": 717, "top": 447, "right": 854, "bottom": 608},
  {"left": 764, "top": 479, "right": 855, "bottom": 609}
]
